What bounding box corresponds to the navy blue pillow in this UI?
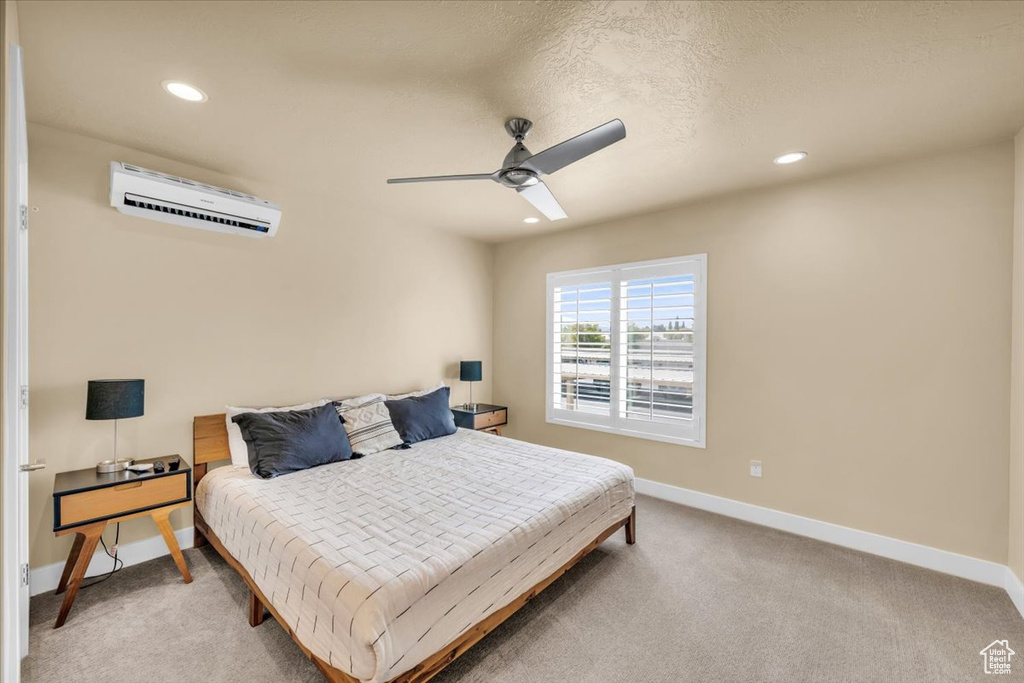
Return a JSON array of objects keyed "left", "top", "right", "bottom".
[
  {"left": 385, "top": 386, "right": 456, "bottom": 444},
  {"left": 232, "top": 404, "right": 353, "bottom": 478}
]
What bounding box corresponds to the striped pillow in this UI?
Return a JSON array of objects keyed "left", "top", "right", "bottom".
[{"left": 334, "top": 394, "right": 404, "bottom": 455}]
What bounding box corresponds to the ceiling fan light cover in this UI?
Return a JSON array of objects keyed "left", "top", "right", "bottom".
[{"left": 498, "top": 169, "right": 540, "bottom": 188}]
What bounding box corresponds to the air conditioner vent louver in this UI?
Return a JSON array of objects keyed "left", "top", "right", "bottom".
[
  {"left": 109, "top": 161, "right": 280, "bottom": 238},
  {"left": 123, "top": 194, "right": 270, "bottom": 233}
]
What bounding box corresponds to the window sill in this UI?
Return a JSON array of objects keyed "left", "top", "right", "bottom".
[{"left": 546, "top": 415, "right": 706, "bottom": 449}]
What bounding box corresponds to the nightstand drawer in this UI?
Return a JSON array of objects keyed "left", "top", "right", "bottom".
[
  {"left": 474, "top": 409, "right": 507, "bottom": 429},
  {"left": 57, "top": 472, "right": 188, "bottom": 528}
]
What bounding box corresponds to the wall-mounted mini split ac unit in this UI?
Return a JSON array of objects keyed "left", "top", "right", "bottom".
[{"left": 109, "top": 161, "right": 281, "bottom": 238}]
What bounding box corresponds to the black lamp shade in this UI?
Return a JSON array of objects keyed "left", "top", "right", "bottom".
[
  {"left": 460, "top": 361, "right": 482, "bottom": 383},
  {"left": 86, "top": 379, "right": 145, "bottom": 420}
]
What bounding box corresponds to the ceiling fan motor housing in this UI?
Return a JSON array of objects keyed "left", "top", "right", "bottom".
[{"left": 501, "top": 139, "right": 536, "bottom": 177}]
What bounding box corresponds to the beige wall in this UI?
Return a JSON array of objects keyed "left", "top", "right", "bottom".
[
  {"left": 27, "top": 125, "right": 493, "bottom": 568},
  {"left": 1011, "top": 129, "right": 1024, "bottom": 583},
  {"left": 494, "top": 141, "right": 1014, "bottom": 563},
  {"left": 16, "top": 89, "right": 1022, "bottom": 577}
]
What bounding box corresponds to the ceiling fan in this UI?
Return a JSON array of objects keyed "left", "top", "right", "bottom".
[{"left": 386, "top": 117, "right": 626, "bottom": 221}]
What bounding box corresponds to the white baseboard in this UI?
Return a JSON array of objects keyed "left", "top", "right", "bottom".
[
  {"left": 1005, "top": 566, "right": 1024, "bottom": 619},
  {"left": 635, "top": 477, "right": 1012, "bottom": 593},
  {"left": 29, "top": 526, "right": 193, "bottom": 597}
]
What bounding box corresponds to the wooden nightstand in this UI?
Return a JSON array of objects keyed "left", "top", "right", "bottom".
[
  {"left": 51, "top": 456, "right": 193, "bottom": 628},
  {"left": 452, "top": 403, "right": 508, "bottom": 435}
]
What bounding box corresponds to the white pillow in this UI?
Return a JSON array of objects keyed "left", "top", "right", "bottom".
[
  {"left": 388, "top": 382, "right": 447, "bottom": 401},
  {"left": 225, "top": 399, "right": 330, "bottom": 468},
  {"left": 334, "top": 393, "right": 404, "bottom": 455}
]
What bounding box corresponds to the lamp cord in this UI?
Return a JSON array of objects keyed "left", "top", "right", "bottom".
[{"left": 79, "top": 523, "right": 123, "bottom": 589}]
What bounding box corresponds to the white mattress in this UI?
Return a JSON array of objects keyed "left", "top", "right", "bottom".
[{"left": 195, "top": 428, "right": 634, "bottom": 683}]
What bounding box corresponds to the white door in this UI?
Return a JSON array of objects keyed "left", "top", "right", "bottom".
[{"left": 3, "top": 42, "right": 37, "bottom": 681}]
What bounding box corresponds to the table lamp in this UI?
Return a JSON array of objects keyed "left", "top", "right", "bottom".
[
  {"left": 87, "top": 379, "right": 144, "bottom": 474},
  {"left": 460, "top": 360, "right": 482, "bottom": 411}
]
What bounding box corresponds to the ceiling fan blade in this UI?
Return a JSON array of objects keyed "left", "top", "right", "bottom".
[
  {"left": 517, "top": 181, "right": 567, "bottom": 221},
  {"left": 387, "top": 172, "right": 498, "bottom": 184},
  {"left": 518, "top": 119, "right": 625, "bottom": 175}
]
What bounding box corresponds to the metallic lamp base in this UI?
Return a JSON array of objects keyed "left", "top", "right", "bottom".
[{"left": 96, "top": 458, "right": 134, "bottom": 474}]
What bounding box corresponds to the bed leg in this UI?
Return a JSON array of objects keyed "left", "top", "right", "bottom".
[
  {"left": 193, "top": 504, "right": 209, "bottom": 548},
  {"left": 625, "top": 505, "right": 636, "bottom": 545},
  {"left": 195, "top": 471, "right": 211, "bottom": 548},
  {"left": 248, "top": 590, "right": 266, "bottom": 627}
]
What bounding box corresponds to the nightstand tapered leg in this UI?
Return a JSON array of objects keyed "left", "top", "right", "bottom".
[
  {"left": 152, "top": 508, "right": 192, "bottom": 583},
  {"left": 55, "top": 533, "right": 86, "bottom": 595},
  {"left": 54, "top": 522, "right": 104, "bottom": 628}
]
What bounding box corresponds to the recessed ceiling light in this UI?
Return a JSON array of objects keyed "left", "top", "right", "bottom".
[
  {"left": 523, "top": 217, "right": 540, "bottom": 224},
  {"left": 162, "top": 80, "right": 207, "bottom": 102},
  {"left": 773, "top": 151, "right": 807, "bottom": 165}
]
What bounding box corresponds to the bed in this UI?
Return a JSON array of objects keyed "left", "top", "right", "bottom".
[{"left": 192, "top": 415, "right": 635, "bottom": 683}]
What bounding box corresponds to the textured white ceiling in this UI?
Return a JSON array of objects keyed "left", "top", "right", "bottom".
[{"left": 16, "top": 1, "right": 1024, "bottom": 241}]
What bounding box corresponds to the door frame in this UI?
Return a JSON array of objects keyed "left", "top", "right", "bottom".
[{"left": 2, "top": 41, "right": 30, "bottom": 682}]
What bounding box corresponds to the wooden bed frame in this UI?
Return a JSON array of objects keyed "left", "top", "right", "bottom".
[{"left": 192, "top": 413, "right": 636, "bottom": 683}]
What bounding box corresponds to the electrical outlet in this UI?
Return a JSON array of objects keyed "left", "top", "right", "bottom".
[{"left": 750, "top": 460, "right": 762, "bottom": 478}]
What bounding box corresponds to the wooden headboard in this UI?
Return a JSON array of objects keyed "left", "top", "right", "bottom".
[{"left": 193, "top": 413, "right": 231, "bottom": 486}]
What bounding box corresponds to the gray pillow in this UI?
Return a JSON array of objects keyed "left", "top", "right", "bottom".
[
  {"left": 232, "top": 404, "right": 353, "bottom": 478},
  {"left": 384, "top": 386, "right": 456, "bottom": 444}
]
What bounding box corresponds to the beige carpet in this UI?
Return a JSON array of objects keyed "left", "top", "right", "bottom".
[{"left": 24, "top": 495, "right": 1023, "bottom": 683}]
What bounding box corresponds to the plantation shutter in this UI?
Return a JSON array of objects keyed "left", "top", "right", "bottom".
[
  {"left": 547, "top": 255, "right": 705, "bottom": 447},
  {"left": 618, "top": 273, "right": 695, "bottom": 425},
  {"left": 551, "top": 277, "right": 613, "bottom": 417}
]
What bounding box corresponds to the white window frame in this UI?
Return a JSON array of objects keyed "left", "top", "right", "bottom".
[{"left": 545, "top": 254, "right": 707, "bottom": 448}]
